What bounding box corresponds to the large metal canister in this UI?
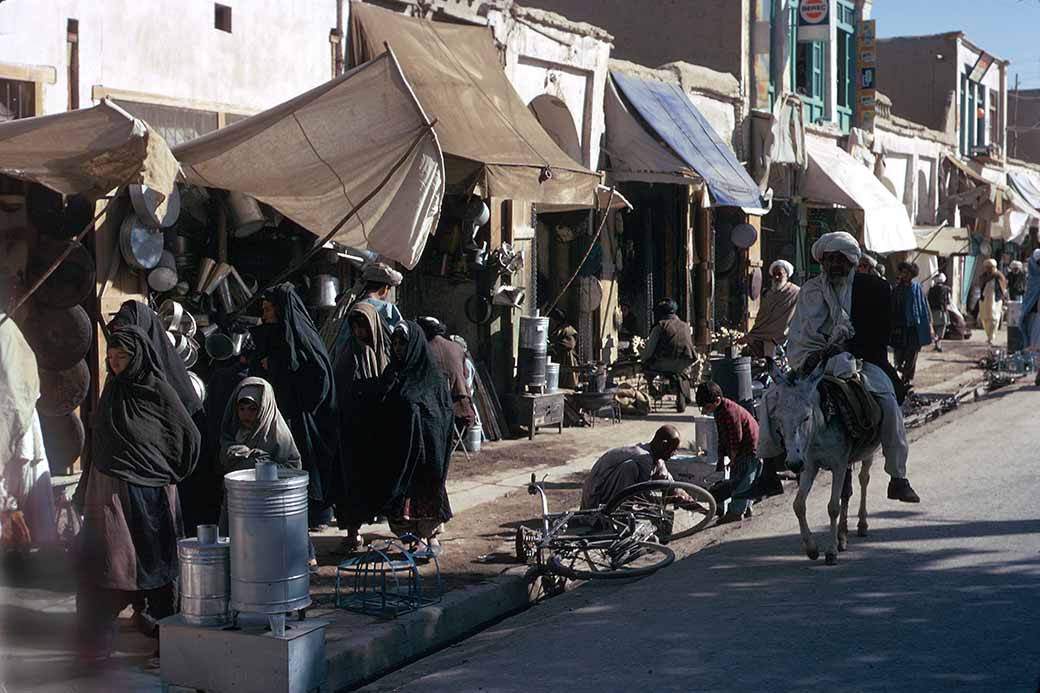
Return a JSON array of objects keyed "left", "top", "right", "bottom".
[
  {"left": 178, "top": 524, "right": 231, "bottom": 626},
  {"left": 517, "top": 315, "right": 549, "bottom": 389},
  {"left": 224, "top": 463, "right": 311, "bottom": 615}
]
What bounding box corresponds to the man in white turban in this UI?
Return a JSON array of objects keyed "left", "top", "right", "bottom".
[
  {"left": 759, "top": 231, "right": 921, "bottom": 503},
  {"left": 743, "top": 259, "right": 800, "bottom": 358}
]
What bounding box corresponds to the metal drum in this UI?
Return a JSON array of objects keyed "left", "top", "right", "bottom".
[
  {"left": 225, "top": 463, "right": 311, "bottom": 616},
  {"left": 517, "top": 316, "right": 549, "bottom": 390},
  {"left": 178, "top": 524, "right": 231, "bottom": 626},
  {"left": 545, "top": 362, "right": 560, "bottom": 393},
  {"left": 710, "top": 356, "right": 753, "bottom": 403}
]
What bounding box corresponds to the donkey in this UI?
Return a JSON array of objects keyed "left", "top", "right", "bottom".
[{"left": 772, "top": 367, "right": 878, "bottom": 565}]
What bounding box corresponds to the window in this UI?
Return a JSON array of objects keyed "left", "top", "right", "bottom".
[
  {"left": 989, "top": 88, "right": 1000, "bottom": 147},
  {"left": 0, "top": 79, "right": 35, "bottom": 121},
  {"left": 835, "top": 0, "right": 856, "bottom": 133},
  {"left": 960, "top": 74, "right": 988, "bottom": 156},
  {"left": 214, "top": 4, "right": 232, "bottom": 33},
  {"left": 796, "top": 41, "right": 826, "bottom": 125}
]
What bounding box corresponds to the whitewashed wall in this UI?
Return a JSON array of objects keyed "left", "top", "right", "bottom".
[{"left": 0, "top": 0, "right": 339, "bottom": 116}]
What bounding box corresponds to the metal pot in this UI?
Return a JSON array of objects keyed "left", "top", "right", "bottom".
[
  {"left": 308, "top": 274, "right": 340, "bottom": 308},
  {"left": 25, "top": 304, "right": 92, "bottom": 371},
  {"left": 130, "top": 183, "right": 181, "bottom": 228},
  {"left": 37, "top": 360, "right": 91, "bottom": 417},
  {"left": 205, "top": 331, "right": 246, "bottom": 361},
  {"left": 178, "top": 524, "right": 231, "bottom": 626},
  {"left": 40, "top": 411, "right": 84, "bottom": 476},
  {"left": 194, "top": 258, "right": 217, "bottom": 294},
  {"left": 30, "top": 240, "right": 95, "bottom": 309},
  {"left": 158, "top": 300, "right": 197, "bottom": 337},
  {"left": 226, "top": 192, "right": 266, "bottom": 238},
  {"left": 148, "top": 250, "right": 178, "bottom": 292},
  {"left": 188, "top": 371, "right": 206, "bottom": 402},
  {"left": 119, "top": 213, "right": 164, "bottom": 270}
]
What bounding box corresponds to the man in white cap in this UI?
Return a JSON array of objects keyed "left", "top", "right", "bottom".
[
  {"left": 761, "top": 231, "right": 920, "bottom": 503},
  {"left": 357, "top": 261, "right": 404, "bottom": 336},
  {"left": 743, "top": 259, "right": 800, "bottom": 359}
]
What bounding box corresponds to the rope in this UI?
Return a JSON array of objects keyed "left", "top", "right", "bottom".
[{"left": 544, "top": 187, "right": 616, "bottom": 316}]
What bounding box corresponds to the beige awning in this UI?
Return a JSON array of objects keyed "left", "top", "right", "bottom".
[
  {"left": 536, "top": 185, "right": 634, "bottom": 214},
  {"left": 0, "top": 100, "right": 178, "bottom": 201},
  {"left": 913, "top": 225, "right": 970, "bottom": 256},
  {"left": 174, "top": 52, "right": 444, "bottom": 270},
  {"left": 349, "top": 3, "right": 600, "bottom": 206}
]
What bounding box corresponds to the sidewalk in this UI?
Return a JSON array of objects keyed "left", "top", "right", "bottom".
[{"left": 0, "top": 338, "right": 993, "bottom": 692}]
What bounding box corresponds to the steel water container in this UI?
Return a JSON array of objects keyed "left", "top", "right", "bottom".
[
  {"left": 225, "top": 463, "right": 312, "bottom": 615},
  {"left": 545, "top": 362, "right": 560, "bottom": 392},
  {"left": 178, "top": 524, "right": 231, "bottom": 626},
  {"left": 710, "top": 356, "right": 753, "bottom": 403},
  {"left": 517, "top": 315, "right": 549, "bottom": 389}
]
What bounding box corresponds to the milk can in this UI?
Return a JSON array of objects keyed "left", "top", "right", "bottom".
[
  {"left": 178, "top": 524, "right": 231, "bottom": 626},
  {"left": 224, "top": 462, "right": 312, "bottom": 616}
]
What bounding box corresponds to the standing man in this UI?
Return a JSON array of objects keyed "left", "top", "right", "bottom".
[
  {"left": 418, "top": 316, "right": 476, "bottom": 430},
  {"left": 356, "top": 262, "right": 404, "bottom": 337},
  {"left": 696, "top": 382, "right": 760, "bottom": 524},
  {"left": 743, "top": 260, "right": 800, "bottom": 358},
  {"left": 928, "top": 273, "right": 952, "bottom": 353},
  {"left": 641, "top": 298, "right": 696, "bottom": 412},
  {"left": 1007, "top": 260, "right": 1027, "bottom": 301},
  {"left": 891, "top": 262, "right": 933, "bottom": 391}
]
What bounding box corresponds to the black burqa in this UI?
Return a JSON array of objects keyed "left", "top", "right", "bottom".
[
  {"left": 108, "top": 300, "right": 213, "bottom": 530},
  {"left": 93, "top": 327, "right": 201, "bottom": 486},
  {"left": 252, "top": 284, "right": 339, "bottom": 516},
  {"left": 378, "top": 321, "right": 454, "bottom": 524}
]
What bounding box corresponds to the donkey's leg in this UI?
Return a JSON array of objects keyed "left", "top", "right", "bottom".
[
  {"left": 825, "top": 463, "right": 846, "bottom": 565},
  {"left": 857, "top": 458, "right": 872, "bottom": 537},
  {"left": 793, "top": 465, "right": 820, "bottom": 560},
  {"left": 838, "top": 464, "right": 853, "bottom": 552}
]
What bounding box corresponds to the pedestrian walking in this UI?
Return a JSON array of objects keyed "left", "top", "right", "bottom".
[
  {"left": 978, "top": 258, "right": 1007, "bottom": 346},
  {"left": 927, "top": 273, "right": 952, "bottom": 353},
  {"left": 891, "top": 262, "right": 933, "bottom": 390}
]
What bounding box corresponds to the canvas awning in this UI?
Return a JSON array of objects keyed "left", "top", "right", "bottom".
[
  {"left": 1008, "top": 170, "right": 1040, "bottom": 211},
  {"left": 174, "top": 52, "right": 443, "bottom": 270},
  {"left": 0, "top": 100, "right": 178, "bottom": 201},
  {"left": 803, "top": 137, "right": 916, "bottom": 254},
  {"left": 913, "top": 225, "right": 970, "bottom": 256},
  {"left": 608, "top": 70, "right": 763, "bottom": 209},
  {"left": 536, "top": 184, "right": 634, "bottom": 214},
  {"left": 348, "top": 3, "right": 599, "bottom": 207}
]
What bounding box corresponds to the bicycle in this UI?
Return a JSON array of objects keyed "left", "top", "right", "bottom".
[{"left": 515, "top": 473, "right": 716, "bottom": 582}]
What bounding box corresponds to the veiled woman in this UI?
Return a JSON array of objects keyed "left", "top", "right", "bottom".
[
  {"left": 76, "top": 326, "right": 199, "bottom": 659},
  {"left": 333, "top": 302, "right": 391, "bottom": 550},
  {"left": 251, "top": 284, "right": 339, "bottom": 529},
  {"left": 382, "top": 321, "right": 454, "bottom": 553},
  {"left": 108, "top": 300, "right": 211, "bottom": 530}
]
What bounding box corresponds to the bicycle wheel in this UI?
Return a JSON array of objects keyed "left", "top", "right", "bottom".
[
  {"left": 547, "top": 538, "right": 674, "bottom": 580},
  {"left": 604, "top": 480, "right": 716, "bottom": 543}
]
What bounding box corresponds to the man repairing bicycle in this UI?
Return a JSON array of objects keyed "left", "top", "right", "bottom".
[{"left": 580, "top": 425, "right": 681, "bottom": 509}]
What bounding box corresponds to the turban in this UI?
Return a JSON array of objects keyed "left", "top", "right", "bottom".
[
  {"left": 983, "top": 258, "right": 997, "bottom": 270},
  {"left": 417, "top": 315, "right": 446, "bottom": 340},
  {"left": 1010, "top": 261, "right": 1023, "bottom": 272},
  {"left": 769, "top": 260, "right": 794, "bottom": 278},
  {"left": 936, "top": 272, "right": 947, "bottom": 284},
  {"left": 811, "top": 231, "right": 862, "bottom": 265},
  {"left": 361, "top": 262, "right": 403, "bottom": 287}
]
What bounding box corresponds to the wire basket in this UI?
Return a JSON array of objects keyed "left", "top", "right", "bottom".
[{"left": 335, "top": 538, "right": 442, "bottom": 618}]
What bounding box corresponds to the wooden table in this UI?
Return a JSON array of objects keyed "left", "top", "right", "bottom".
[{"left": 506, "top": 392, "right": 565, "bottom": 440}]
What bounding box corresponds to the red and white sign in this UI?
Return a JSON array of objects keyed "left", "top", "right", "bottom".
[{"left": 800, "top": 1, "right": 829, "bottom": 24}]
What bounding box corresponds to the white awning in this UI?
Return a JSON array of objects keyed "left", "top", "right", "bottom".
[
  {"left": 913, "top": 225, "right": 970, "bottom": 256},
  {"left": 174, "top": 52, "right": 443, "bottom": 270},
  {"left": 803, "top": 137, "right": 916, "bottom": 254}
]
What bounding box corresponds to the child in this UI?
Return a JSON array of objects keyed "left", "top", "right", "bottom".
[{"left": 695, "top": 382, "right": 761, "bottom": 524}]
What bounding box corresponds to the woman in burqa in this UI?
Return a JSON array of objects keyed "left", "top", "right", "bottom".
[
  {"left": 76, "top": 326, "right": 199, "bottom": 660},
  {"left": 218, "top": 377, "right": 300, "bottom": 530},
  {"left": 333, "top": 303, "right": 391, "bottom": 550},
  {"left": 382, "top": 321, "right": 454, "bottom": 553},
  {"left": 108, "top": 300, "right": 212, "bottom": 531},
  {"left": 251, "top": 283, "right": 338, "bottom": 529}
]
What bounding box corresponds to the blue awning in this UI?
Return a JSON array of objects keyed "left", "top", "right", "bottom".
[
  {"left": 1009, "top": 171, "right": 1040, "bottom": 212},
  {"left": 610, "top": 70, "right": 763, "bottom": 208}
]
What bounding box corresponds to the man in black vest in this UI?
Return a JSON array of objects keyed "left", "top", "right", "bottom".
[{"left": 642, "top": 298, "right": 696, "bottom": 412}]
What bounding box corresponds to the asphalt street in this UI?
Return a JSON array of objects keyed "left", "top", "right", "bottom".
[{"left": 365, "top": 385, "right": 1040, "bottom": 693}]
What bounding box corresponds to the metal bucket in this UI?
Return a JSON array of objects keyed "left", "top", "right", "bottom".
[
  {"left": 226, "top": 192, "right": 266, "bottom": 238},
  {"left": 693, "top": 415, "right": 718, "bottom": 463},
  {"left": 463, "top": 423, "right": 482, "bottom": 453},
  {"left": 178, "top": 524, "right": 231, "bottom": 626},
  {"left": 37, "top": 360, "right": 90, "bottom": 417},
  {"left": 224, "top": 463, "right": 311, "bottom": 615},
  {"left": 709, "top": 356, "right": 753, "bottom": 403},
  {"left": 517, "top": 316, "right": 549, "bottom": 390},
  {"left": 545, "top": 362, "right": 560, "bottom": 393},
  {"left": 309, "top": 274, "right": 340, "bottom": 308}
]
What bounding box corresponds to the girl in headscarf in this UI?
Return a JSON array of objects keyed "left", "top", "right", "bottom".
[
  {"left": 218, "top": 377, "right": 300, "bottom": 531},
  {"left": 76, "top": 326, "right": 200, "bottom": 660},
  {"left": 251, "top": 283, "right": 339, "bottom": 530},
  {"left": 978, "top": 258, "right": 1007, "bottom": 346},
  {"left": 333, "top": 303, "right": 391, "bottom": 550},
  {"left": 382, "top": 321, "right": 454, "bottom": 553},
  {"left": 108, "top": 300, "right": 212, "bottom": 531}
]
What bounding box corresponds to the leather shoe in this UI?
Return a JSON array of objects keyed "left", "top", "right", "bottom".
[{"left": 887, "top": 478, "right": 920, "bottom": 503}]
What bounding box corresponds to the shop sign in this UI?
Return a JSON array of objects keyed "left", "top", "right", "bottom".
[
  {"left": 798, "top": 0, "right": 830, "bottom": 42},
  {"left": 856, "top": 19, "right": 877, "bottom": 130}
]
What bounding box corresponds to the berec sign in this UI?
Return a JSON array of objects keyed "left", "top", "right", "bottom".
[{"left": 800, "top": 1, "right": 829, "bottom": 24}]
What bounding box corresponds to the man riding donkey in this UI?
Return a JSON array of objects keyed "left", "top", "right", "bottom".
[{"left": 758, "top": 232, "right": 920, "bottom": 562}]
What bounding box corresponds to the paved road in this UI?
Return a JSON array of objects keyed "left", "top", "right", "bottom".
[{"left": 366, "top": 386, "right": 1040, "bottom": 692}]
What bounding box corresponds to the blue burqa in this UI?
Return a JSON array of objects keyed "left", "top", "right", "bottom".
[{"left": 1019, "top": 255, "right": 1040, "bottom": 346}]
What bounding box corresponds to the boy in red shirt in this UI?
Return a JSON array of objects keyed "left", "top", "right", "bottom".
[{"left": 695, "top": 382, "right": 761, "bottom": 524}]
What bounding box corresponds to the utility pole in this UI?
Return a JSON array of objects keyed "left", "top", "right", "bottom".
[{"left": 1013, "top": 73, "right": 1020, "bottom": 159}]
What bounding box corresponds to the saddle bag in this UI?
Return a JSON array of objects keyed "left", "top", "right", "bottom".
[{"left": 818, "top": 375, "right": 882, "bottom": 457}]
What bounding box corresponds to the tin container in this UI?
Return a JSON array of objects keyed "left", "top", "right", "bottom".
[
  {"left": 225, "top": 463, "right": 311, "bottom": 616},
  {"left": 178, "top": 524, "right": 231, "bottom": 626}
]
